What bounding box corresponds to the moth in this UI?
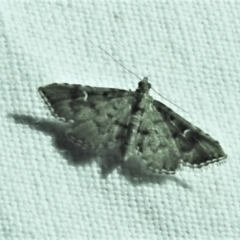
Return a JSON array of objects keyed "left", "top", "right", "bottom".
[{"left": 39, "top": 78, "right": 226, "bottom": 174}]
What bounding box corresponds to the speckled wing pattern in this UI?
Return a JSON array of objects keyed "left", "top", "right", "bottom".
[
  {"left": 38, "top": 83, "right": 134, "bottom": 150},
  {"left": 39, "top": 78, "right": 226, "bottom": 174}
]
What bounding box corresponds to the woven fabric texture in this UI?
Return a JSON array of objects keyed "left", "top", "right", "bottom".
[{"left": 0, "top": 1, "right": 239, "bottom": 239}]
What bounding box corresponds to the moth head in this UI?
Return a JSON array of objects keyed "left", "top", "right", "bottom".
[{"left": 138, "top": 77, "right": 151, "bottom": 92}]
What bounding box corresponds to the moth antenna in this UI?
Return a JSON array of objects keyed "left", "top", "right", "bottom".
[
  {"left": 91, "top": 41, "right": 142, "bottom": 81},
  {"left": 151, "top": 87, "right": 188, "bottom": 113},
  {"left": 92, "top": 42, "right": 187, "bottom": 112}
]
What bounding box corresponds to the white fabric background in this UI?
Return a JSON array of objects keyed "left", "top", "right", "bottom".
[{"left": 0, "top": 1, "right": 239, "bottom": 239}]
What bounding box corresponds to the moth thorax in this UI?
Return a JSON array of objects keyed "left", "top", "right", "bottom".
[{"left": 138, "top": 78, "right": 151, "bottom": 93}]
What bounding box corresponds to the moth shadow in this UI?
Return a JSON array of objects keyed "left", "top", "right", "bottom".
[
  {"left": 9, "top": 114, "right": 96, "bottom": 166},
  {"left": 120, "top": 156, "right": 191, "bottom": 188},
  {"left": 9, "top": 114, "right": 191, "bottom": 188}
]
